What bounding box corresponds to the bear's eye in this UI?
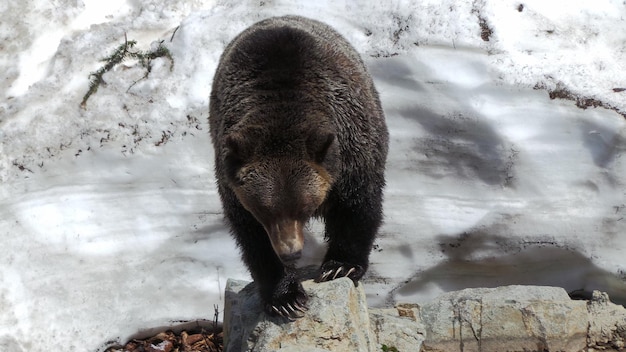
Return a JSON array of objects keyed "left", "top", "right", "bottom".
[
  {"left": 235, "top": 173, "right": 247, "bottom": 186},
  {"left": 235, "top": 168, "right": 256, "bottom": 186},
  {"left": 234, "top": 174, "right": 245, "bottom": 186}
]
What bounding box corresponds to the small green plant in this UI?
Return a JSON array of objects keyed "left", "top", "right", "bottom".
[
  {"left": 81, "top": 34, "right": 173, "bottom": 108},
  {"left": 382, "top": 344, "right": 400, "bottom": 352}
]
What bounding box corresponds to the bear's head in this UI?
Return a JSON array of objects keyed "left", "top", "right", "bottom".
[{"left": 222, "top": 129, "right": 339, "bottom": 265}]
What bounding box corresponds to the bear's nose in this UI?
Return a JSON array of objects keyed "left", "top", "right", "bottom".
[
  {"left": 265, "top": 219, "right": 305, "bottom": 265},
  {"left": 279, "top": 250, "right": 302, "bottom": 265}
]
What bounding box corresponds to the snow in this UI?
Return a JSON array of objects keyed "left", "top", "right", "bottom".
[{"left": 1, "top": 0, "right": 625, "bottom": 351}]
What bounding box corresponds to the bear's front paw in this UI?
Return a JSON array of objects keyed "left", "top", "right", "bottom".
[
  {"left": 265, "top": 279, "right": 308, "bottom": 321},
  {"left": 316, "top": 260, "right": 364, "bottom": 284}
]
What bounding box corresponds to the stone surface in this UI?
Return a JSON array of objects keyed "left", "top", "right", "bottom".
[
  {"left": 419, "top": 285, "right": 589, "bottom": 352},
  {"left": 224, "top": 278, "right": 374, "bottom": 352},
  {"left": 224, "top": 280, "right": 626, "bottom": 352},
  {"left": 224, "top": 278, "right": 424, "bottom": 352},
  {"left": 587, "top": 290, "right": 626, "bottom": 351},
  {"left": 369, "top": 307, "right": 425, "bottom": 352}
]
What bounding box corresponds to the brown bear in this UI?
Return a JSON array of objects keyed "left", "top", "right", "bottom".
[{"left": 209, "top": 15, "right": 388, "bottom": 319}]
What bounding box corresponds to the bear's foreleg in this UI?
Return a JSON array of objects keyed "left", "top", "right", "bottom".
[{"left": 317, "top": 184, "right": 383, "bottom": 284}]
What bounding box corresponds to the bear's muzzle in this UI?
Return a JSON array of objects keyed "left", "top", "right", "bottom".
[{"left": 265, "top": 219, "right": 304, "bottom": 265}]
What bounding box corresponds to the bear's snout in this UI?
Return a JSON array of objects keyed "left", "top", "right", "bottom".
[
  {"left": 278, "top": 249, "right": 302, "bottom": 265},
  {"left": 265, "top": 219, "right": 304, "bottom": 265}
]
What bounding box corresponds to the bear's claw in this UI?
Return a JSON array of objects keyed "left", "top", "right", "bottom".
[
  {"left": 265, "top": 278, "right": 309, "bottom": 320},
  {"left": 269, "top": 300, "right": 307, "bottom": 321},
  {"left": 316, "top": 260, "right": 364, "bottom": 283},
  {"left": 344, "top": 267, "right": 356, "bottom": 278},
  {"left": 290, "top": 302, "right": 308, "bottom": 312},
  {"left": 319, "top": 269, "right": 333, "bottom": 281}
]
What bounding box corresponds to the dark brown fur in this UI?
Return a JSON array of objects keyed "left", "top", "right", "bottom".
[{"left": 209, "top": 15, "right": 388, "bottom": 319}]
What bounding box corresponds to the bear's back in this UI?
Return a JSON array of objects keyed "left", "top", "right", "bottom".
[
  {"left": 217, "top": 16, "right": 368, "bottom": 86},
  {"left": 210, "top": 15, "right": 388, "bottom": 177}
]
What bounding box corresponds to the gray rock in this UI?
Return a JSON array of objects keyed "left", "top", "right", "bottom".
[
  {"left": 587, "top": 290, "right": 626, "bottom": 351},
  {"left": 224, "top": 278, "right": 373, "bottom": 352},
  {"left": 224, "top": 277, "right": 424, "bottom": 352},
  {"left": 419, "top": 285, "right": 589, "bottom": 352},
  {"left": 369, "top": 306, "right": 425, "bottom": 352},
  {"left": 224, "top": 281, "right": 626, "bottom": 352}
]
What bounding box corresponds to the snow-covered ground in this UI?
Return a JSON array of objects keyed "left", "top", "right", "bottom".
[{"left": 1, "top": 0, "right": 625, "bottom": 351}]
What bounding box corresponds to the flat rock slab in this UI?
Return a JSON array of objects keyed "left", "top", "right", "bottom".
[
  {"left": 420, "top": 286, "right": 626, "bottom": 352},
  {"left": 420, "top": 285, "right": 589, "bottom": 351}
]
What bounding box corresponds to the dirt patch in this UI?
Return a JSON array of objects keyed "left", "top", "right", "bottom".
[
  {"left": 471, "top": 0, "right": 493, "bottom": 42},
  {"left": 535, "top": 82, "right": 626, "bottom": 119},
  {"left": 104, "top": 326, "right": 223, "bottom": 352},
  {"left": 102, "top": 313, "right": 223, "bottom": 352}
]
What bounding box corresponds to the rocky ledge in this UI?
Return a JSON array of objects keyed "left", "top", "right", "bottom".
[{"left": 224, "top": 278, "right": 626, "bottom": 352}]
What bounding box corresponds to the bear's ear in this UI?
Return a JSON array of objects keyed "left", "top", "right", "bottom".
[
  {"left": 223, "top": 133, "right": 247, "bottom": 183},
  {"left": 224, "top": 134, "right": 243, "bottom": 160},
  {"left": 306, "top": 131, "right": 337, "bottom": 164}
]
